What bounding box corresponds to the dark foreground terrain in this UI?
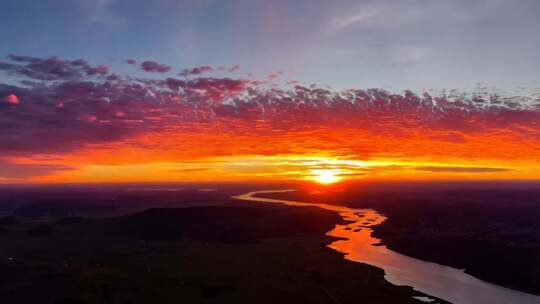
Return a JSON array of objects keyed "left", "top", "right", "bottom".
[
  {"left": 266, "top": 182, "right": 540, "bottom": 295},
  {"left": 0, "top": 188, "right": 437, "bottom": 304}
]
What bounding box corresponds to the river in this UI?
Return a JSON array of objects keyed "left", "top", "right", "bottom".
[{"left": 233, "top": 190, "right": 540, "bottom": 304}]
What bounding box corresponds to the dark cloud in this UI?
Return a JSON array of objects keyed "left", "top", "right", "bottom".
[
  {"left": 414, "top": 166, "right": 513, "bottom": 173},
  {"left": 182, "top": 77, "right": 250, "bottom": 101},
  {"left": 180, "top": 66, "right": 213, "bottom": 77},
  {"left": 0, "top": 55, "right": 110, "bottom": 81},
  {"left": 126, "top": 59, "right": 137, "bottom": 65},
  {"left": 218, "top": 65, "right": 240, "bottom": 73},
  {"left": 140, "top": 61, "right": 171, "bottom": 73}
]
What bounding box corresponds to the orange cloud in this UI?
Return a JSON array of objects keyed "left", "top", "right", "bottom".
[{"left": 1, "top": 55, "right": 539, "bottom": 183}]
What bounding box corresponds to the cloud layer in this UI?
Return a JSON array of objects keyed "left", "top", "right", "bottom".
[{"left": 1, "top": 54, "right": 539, "bottom": 182}]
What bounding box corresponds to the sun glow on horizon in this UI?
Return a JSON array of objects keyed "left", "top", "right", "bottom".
[
  {"left": 311, "top": 169, "right": 342, "bottom": 184},
  {"left": 16, "top": 153, "right": 540, "bottom": 185}
]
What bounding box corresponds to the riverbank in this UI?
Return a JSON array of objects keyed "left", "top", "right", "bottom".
[
  {"left": 260, "top": 185, "right": 540, "bottom": 296},
  {"left": 370, "top": 198, "right": 540, "bottom": 296},
  {"left": 0, "top": 204, "right": 431, "bottom": 303}
]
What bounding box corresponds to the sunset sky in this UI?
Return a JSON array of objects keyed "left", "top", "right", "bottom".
[{"left": 1, "top": 0, "right": 539, "bottom": 184}]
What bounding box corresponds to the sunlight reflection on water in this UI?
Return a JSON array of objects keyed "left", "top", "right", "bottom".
[{"left": 234, "top": 190, "right": 540, "bottom": 304}]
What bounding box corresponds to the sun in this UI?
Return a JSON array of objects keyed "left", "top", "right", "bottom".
[{"left": 311, "top": 169, "right": 341, "bottom": 184}]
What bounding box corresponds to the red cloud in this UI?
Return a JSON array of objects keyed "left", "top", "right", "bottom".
[{"left": 5, "top": 94, "right": 19, "bottom": 105}]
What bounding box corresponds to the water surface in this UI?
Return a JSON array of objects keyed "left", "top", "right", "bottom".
[{"left": 234, "top": 190, "right": 540, "bottom": 304}]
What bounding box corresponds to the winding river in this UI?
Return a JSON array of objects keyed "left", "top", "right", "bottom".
[{"left": 233, "top": 190, "right": 540, "bottom": 304}]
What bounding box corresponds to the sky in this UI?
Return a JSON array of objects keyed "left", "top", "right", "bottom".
[
  {"left": 0, "top": 0, "right": 539, "bottom": 184},
  {"left": 3, "top": 0, "right": 540, "bottom": 90}
]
